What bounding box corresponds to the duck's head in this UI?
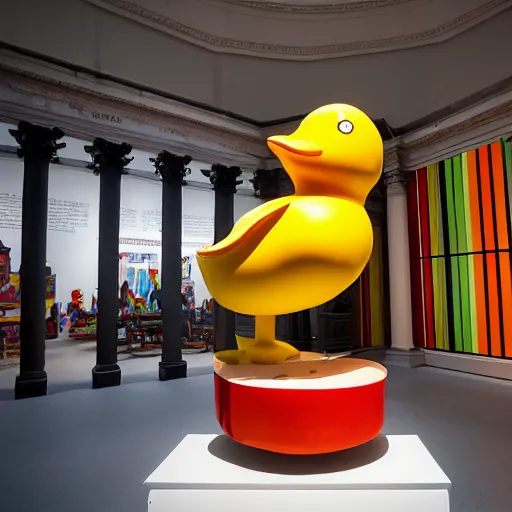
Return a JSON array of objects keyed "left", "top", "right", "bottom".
[{"left": 267, "top": 104, "right": 383, "bottom": 203}]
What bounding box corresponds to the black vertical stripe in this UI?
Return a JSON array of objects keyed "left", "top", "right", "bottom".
[
  {"left": 487, "top": 145, "right": 505, "bottom": 357},
  {"left": 438, "top": 160, "right": 456, "bottom": 352},
  {"left": 475, "top": 148, "right": 493, "bottom": 356}
]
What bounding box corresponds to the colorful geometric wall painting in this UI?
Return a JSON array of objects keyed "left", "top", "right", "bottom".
[{"left": 408, "top": 138, "right": 512, "bottom": 358}]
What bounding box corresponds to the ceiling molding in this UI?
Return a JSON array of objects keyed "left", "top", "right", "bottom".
[
  {"left": 214, "top": 0, "right": 412, "bottom": 14},
  {"left": 403, "top": 100, "right": 512, "bottom": 152},
  {"left": 396, "top": 92, "right": 512, "bottom": 170},
  {"left": 0, "top": 66, "right": 267, "bottom": 167},
  {"left": 1, "top": 49, "right": 511, "bottom": 175},
  {"left": 0, "top": 44, "right": 394, "bottom": 140},
  {"left": 0, "top": 51, "right": 263, "bottom": 145},
  {"left": 2, "top": 43, "right": 510, "bottom": 140},
  {"left": 85, "top": 0, "right": 512, "bottom": 60}
]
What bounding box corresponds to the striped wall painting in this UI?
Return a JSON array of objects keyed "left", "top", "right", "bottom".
[
  {"left": 408, "top": 138, "right": 512, "bottom": 358},
  {"left": 360, "top": 225, "right": 386, "bottom": 348}
]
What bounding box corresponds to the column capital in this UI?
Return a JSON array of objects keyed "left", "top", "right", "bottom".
[
  {"left": 150, "top": 151, "right": 192, "bottom": 185},
  {"left": 84, "top": 138, "right": 133, "bottom": 176},
  {"left": 9, "top": 121, "right": 66, "bottom": 161},
  {"left": 201, "top": 164, "right": 242, "bottom": 194},
  {"left": 383, "top": 168, "right": 411, "bottom": 195},
  {"left": 251, "top": 167, "right": 293, "bottom": 199},
  {"left": 383, "top": 141, "right": 401, "bottom": 172}
]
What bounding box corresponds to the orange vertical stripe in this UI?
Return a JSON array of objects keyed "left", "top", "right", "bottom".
[
  {"left": 467, "top": 150, "right": 483, "bottom": 252},
  {"left": 490, "top": 142, "right": 510, "bottom": 249},
  {"left": 486, "top": 254, "right": 502, "bottom": 357},
  {"left": 473, "top": 254, "right": 488, "bottom": 355},
  {"left": 499, "top": 253, "right": 512, "bottom": 357},
  {"left": 478, "top": 147, "right": 496, "bottom": 251}
]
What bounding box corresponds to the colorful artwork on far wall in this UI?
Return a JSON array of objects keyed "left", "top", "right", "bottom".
[
  {"left": 119, "top": 253, "right": 160, "bottom": 311},
  {"left": 408, "top": 138, "right": 512, "bottom": 358},
  {"left": 181, "top": 256, "right": 191, "bottom": 280}
]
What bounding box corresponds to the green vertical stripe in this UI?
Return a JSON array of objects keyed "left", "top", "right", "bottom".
[
  {"left": 461, "top": 152, "right": 473, "bottom": 252},
  {"left": 453, "top": 155, "right": 467, "bottom": 252},
  {"left": 505, "top": 138, "right": 512, "bottom": 178},
  {"left": 436, "top": 257, "right": 449, "bottom": 350},
  {"left": 444, "top": 159, "right": 458, "bottom": 253},
  {"left": 451, "top": 255, "right": 463, "bottom": 352},
  {"left": 445, "top": 159, "right": 463, "bottom": 351},
  {"left": 461, "top": 152, "right": 478, "bottom": 352},
  {"left": 458, "top": 255, "right": 472, "bottom": 352},
  {"left": 453, "top": 156, "right": 472, "bottom": 352}
]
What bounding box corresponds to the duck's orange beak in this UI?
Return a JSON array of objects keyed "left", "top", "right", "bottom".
[{"left": 267, "top": 135, "right": 323, "bottom": 157}]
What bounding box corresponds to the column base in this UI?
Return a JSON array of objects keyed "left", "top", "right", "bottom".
[
  {"left": 385, "top": 348, "right": 426, "bottom": 368},
  {"left": 159, "top": 360, "right": 187, "bottom": 381},
  {"left": 92, "top": 364, "right": 121, "bottom": 389},
  {"left": 15, "top": 371, "right": 48, "bottom": 400}
]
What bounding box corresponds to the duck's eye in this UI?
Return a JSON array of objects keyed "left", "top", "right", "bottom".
[{"left": 338, "top": 120, "right": 353, "bottom": 134}]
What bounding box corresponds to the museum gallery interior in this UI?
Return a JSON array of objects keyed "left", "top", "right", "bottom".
[{"left": 0, "top": 1, "right": 511, "bottom": 512}]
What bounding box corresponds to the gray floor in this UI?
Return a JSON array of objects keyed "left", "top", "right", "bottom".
[
  {"left": 0, "top": 342, "right": 511, "bottom": 512},
  {"left": 0, "top": 334, "right": 214, "bottom": 402}
]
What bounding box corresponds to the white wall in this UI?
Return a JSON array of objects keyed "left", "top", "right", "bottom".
[{"left": 0, "top": 157, "right": 262, "bottom": 309}]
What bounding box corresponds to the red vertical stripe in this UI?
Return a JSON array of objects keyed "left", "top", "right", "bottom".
[
  {"left": 473, "top": 254, "right": 489, "bottom": 355},
  {"left": 417, "top": 168, "right": 431, "bottom": 257},
  {"left": 417, "top": 168, "right": 435, "bottom": 349},
  {"left": 490, "top": 142, "right": 510, "bottom": 249},
  {"left": 467, "top": 150, "right": 483, "bottom": 252},
  {"left": 478, "top": 147, "right": 496, "bottom": 250},
  {"left": 486, "top": 254, "right": 502, "bottom": 357},
  {"left": 407, "top": 173, "right": 426, "bottom": 348},
  {"left": 499, "top": 253, "right": 512, "bottom": 357}
]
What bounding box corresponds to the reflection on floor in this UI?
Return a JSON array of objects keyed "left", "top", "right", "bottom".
[
  {"left": 1, "top": 362, "right": 512, "bottom": 512},
  {"left": 0, "top": 333, "right": 214, "bottom": 402}
]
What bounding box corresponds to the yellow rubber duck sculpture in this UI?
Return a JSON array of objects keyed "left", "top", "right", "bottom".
[{"left": 197, "top": 104, "right": 383, "bottom": 365}]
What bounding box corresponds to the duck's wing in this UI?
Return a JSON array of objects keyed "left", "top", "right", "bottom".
[{"left": 197, "top": 202, "right": 290, "bottom": 258}]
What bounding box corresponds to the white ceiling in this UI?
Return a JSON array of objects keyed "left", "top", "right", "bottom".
[
  {"left": 0, "top": 0, "right": 511, "bottom": 128},
  {"left": 85, "top": 0, "right": 512, "bottom": 60}
]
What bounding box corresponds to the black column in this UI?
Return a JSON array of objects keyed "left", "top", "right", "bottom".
[
  {"left": 201, "top": 164, "right": 242, "bottom": 352},
  {"left": 85, "top": 138, "right": 133, "bottom": 389},
  {"left": 251, "top": 167, "right": 294, "bottom": 199},
  {"left": 151, "top": 151, "right": 190, "bottom": 381},
  {"left": 10, "top": 122, "right": 66, "bottom": 400}
]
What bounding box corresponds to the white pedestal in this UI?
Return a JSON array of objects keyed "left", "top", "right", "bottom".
[{"left": 145, "top": 434, "right": 451, "bottom": 512}]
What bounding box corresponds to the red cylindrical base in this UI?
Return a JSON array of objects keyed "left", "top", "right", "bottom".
[{"left": 214, "top": 357, "right": 387, "bottom": 455}]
